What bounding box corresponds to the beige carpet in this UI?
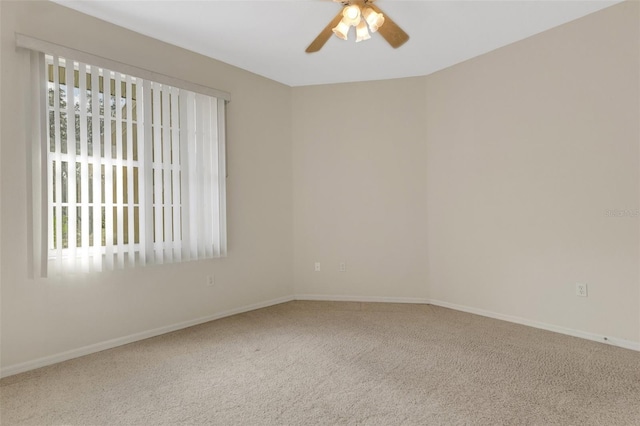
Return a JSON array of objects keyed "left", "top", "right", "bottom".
[{"left": 1, "top": 301, "right": 639, "bottom": 425}]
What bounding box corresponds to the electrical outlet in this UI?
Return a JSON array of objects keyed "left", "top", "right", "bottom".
[
  {"left": 339, "top": 262, "right": 346, "bottom": 272},
  {"left": 314, "top": 262, "right": 321, "bottom": 272},
  {"left": 576, "top": 283, "right": 588, "bottom": 297},
  {"left": 207, "top": 275, "right": 215, "bottom": 287}
]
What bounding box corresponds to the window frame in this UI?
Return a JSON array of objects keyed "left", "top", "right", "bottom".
[{"left": 19, "top": 34, "right": 230, "bottom": 277}]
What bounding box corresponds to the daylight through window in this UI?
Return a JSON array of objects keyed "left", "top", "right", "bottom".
[{"left": 37, "top": 54, "right": 227, "bottom": 275}]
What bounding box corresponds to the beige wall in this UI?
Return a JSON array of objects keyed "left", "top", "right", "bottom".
[
  {"left": 292, "top": 78, "right": 429, "bottom": 300},
  {"left": 426, "top": 1, "right": 639, "bottom": 342},
  {"left": 291, "top": 1, "right": 639, "bottom": 344},
  {"left": 0, "top": 0, "right": 293, "bottom": 370}
]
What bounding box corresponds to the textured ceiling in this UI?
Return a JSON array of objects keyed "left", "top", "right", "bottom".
[{"left": 52, "top": 0, "right": 622, "bottom": 87}]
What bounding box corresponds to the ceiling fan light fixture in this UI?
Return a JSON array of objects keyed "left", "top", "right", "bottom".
[
  {"left": 332, "top": 18, "right": 351, "bottom": 40},
  {"left": 305, "top": 1, "right": 408, "bottom": 53},
  {"left": 355, "top": 19, "right": 371, "bottom": 42},
  {"left": 362, "top": 6, "right": 385, "bottom": 33},
  {"left": 343, "top": 4, "right": 361, "bottom": 25}
]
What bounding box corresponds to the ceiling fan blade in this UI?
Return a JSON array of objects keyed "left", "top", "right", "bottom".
[
  {"left": 306, "top": 11, "right": 344, "bottom": 53},
  {"left": 368, "top": 4, "right": 409, "bottom": 49}
]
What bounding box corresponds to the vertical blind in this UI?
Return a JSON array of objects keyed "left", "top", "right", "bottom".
[{"left": 30, "top": 51, "right": 227, "bottom": 276}]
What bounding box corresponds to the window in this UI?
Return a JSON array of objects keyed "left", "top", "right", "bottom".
[{"left": 24, "top": 42, "right": 228, "bottom": 276}]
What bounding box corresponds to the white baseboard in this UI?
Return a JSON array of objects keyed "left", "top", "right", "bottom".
[
  {"left": 295, "top": 294, "right": 430, "bottom": 304},
  {"left": 3, "top": 293, "right": 637, "bottom": 378},
  {"left": 295, "top": 294, "right": 639, "bottom": 352},
  {"left": 0, "top": 295, "right": 294, "bottom": 379},
  {"left": 428, "top": 298, "right": 640, "bottom": 352}
]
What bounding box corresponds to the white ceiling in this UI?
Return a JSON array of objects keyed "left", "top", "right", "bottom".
[{"left": 51, "top": 0, "right": 621, "bottom": 87}]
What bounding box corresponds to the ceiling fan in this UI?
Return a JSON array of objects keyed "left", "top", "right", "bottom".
[{"left": 306, "top": 0, "right": 409, "bottom": 53}]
